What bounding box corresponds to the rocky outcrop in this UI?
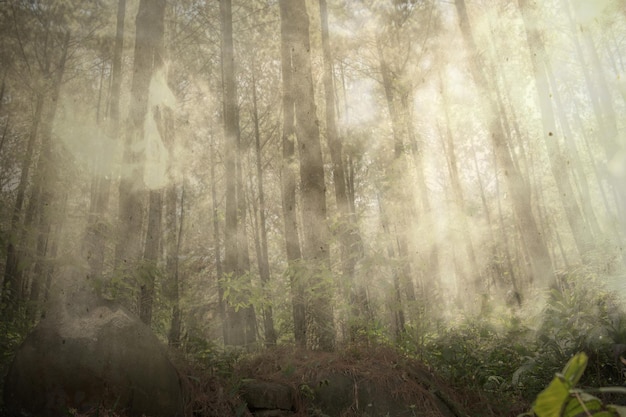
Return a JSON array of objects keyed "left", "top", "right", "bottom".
[{"left": 3, "top": 293, "right": 184, "bottom": 417}]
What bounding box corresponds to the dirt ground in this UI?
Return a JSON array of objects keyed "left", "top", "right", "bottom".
[
  {"left": 1, "top": 342, "right": 528, "bottom": 417},
  {"left": 180, "top": 344, "right": 527, "bottom": 417}
]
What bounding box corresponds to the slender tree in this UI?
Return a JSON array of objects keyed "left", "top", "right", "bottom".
[
  {"left": 518, "top": 0, "right": 594, "bottom": 259},
  {"left": 219, "top": 0, "right": 256, "bottom": 347},
  {"left": 280, "top": 0, "right": 335, "bottom": 351},
  {"left": 278, "top": 0, "right": 305, "bottom": 348},
  {"left": 116, "top": 0, "right": 166, "bottom": 322},
  {"left": 438, "top": 72, "right": 482, "bottom": 290},
  {"left": 2, "top": 94, "right": 44, "bottom": 314},
  {"left": 454, "top": 0, "right": 555, "bottom": 288},
  {"left": 27, "top": 31, "right": 71, "bottom": 318},
  {"left": 83, "top": 0, "right": 126, "bottom": 283},
  {"left": 2, "top": 3, "right": 73, "bottom": 316},
  {"left": 166, "top": 182, "right": 184, "bottom": 347},
  {"left": 319, "top": 0, "right": 368, "bottom": 327},
  {"left": 251, "top": 67, "right": 277, "bottom": 346},
  {"left": 138, "top": 0, "right": 167, "bottom": 326}
]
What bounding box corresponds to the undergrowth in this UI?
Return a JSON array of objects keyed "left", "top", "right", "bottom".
[
  {"left": 419, "top": 269, "right": 626, "bottom": 415},
  {"left": 3, "top": 268, "right": 626, "bottom": 416},
  {"left": 0, "top": 308, "right": 33, "bottom": 412}
]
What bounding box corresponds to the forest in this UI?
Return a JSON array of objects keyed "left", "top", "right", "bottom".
[{"left": 0, "top": 0, "right": 625, "bottom": 416}]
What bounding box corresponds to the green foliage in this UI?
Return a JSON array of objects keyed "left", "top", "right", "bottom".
[
  {"left": 526, "top": 272, "right": 626, "bottom": 390},
  {"left": 521, "top": 352, "right": 626, "bottom": 417},
  {"left": 424, "top": 313, "right": 533, "bottom": 396},
  {"left": 0, "top": 312, "right": 32, "bottom": 408},
  {"left": 220, "top": 272, "right": 256, "bottom": 313},
  {"left": 420, "top": 268, "right": 626, "bottom": 415},
  {"left": 184, "top": 335, "right": 243, "bottom": 379}
]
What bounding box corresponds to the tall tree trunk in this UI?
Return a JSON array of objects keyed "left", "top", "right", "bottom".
[
  {"left": 286, "top": 0, "right": 335, "bottom": 351},
  {"left": 84, "top": 0, "right": 126, "bottom": 283},
  {"left": 319, "top": 0, "right": 367, "bottom": 328},
  {"left": 28, "top": 31, "right": 71, "bottom": 318},
  {"left": 542, "top": 41, "right": 602, "bottom": 241},
  {"left": 278, "top": 0, "right": 305, "bottom": 348},
  {"left": 491, "top": 146, "right": 521, "bottom": 298},
  {"left": 0, "top": 71, "right": 6, "bottom": 115},
  {"left": 454, "top": 0, "right": 555, "bottom": 288},
  {"left": 162, "top": 84, "right": 182, "bottom": 345},
  {"left": 518, "top": 0, "right": 594, "bottom": 259},
  {"left": 211, "top": 142, "right": 227, "bottom": 344},
  {"left": 377, "top": 194, "right": 405, "bottom": 339},
  {"left": 236, "top": 140, "right": 257, "bottom": 346},
  {"left": 237, "top": 177, "right": 257, "bottom": 346},
  {"left": 377, "top": 41, "right": 417, "bottom": 332},
  {"left": 251, "top": 69, "right": 277, "bottom": 347},
  {"left": 115, "top": 0, "right": 165, "bottom": 284},
  {"left": 470, "top": 138, "right": 517, "bottom": 297},
  {"left": 139, "top": 189, "right": 162, "bottom": 326},
  {"left": 136, "top": 0, "right": 166, "bottom": 326},
  {"left": 439, "top": 73, "right": 481, "bottom": 290},
  {"left": 1, "top": 94, "right": 44, "bottom": 315},
  {"left": 167, "top": 182, "right": 184, "bottom": 347},
  {"left": 219, "top": 0, "right": 252, "bottom": 347},
  {"left": 562, "top": 0, "right": 626, "bottom": 240}
]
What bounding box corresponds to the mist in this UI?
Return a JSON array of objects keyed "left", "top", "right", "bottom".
[{"left": 1, "top": 0, "right": 626, "bottom": 415}]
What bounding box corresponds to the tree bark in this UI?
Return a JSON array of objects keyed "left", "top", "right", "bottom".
[
  {"left": 84, "top": 0, "right": 125, "bottom": 283},
  {"left": 211, "top": 142, "right": 227, "bottom": 344},
  {"left": 376, "top": 40, "right": 417, "bottom": 330},
  {"left": 289, "top": 0, "right": 335, "bottom": 351},
  {"left": 278, "top": 0, "right": 305, "bottom": 348},
  {"left": 251, "top": 68, "right": 277, "bottom": 347},
  {"left": 167, "top": 182, "right": 184, "bottom": 347},
  {"left": 219, "top": 0, "right": 255, "bottom": 347},
  {"left": 139, "top": 189, "right": 162, "bottom": 326},
  {"left": 438, "top": 72, "right": 481, "bottom": 290},
  {"left": 561, "top": 0, "right": 626, "bottom": 244},
  {"left": 28, "top": 31, "right": 71, "bottom": 318},
  {"left": 319, "top": 0, "right": 367, "bottom": 328},
  {"left": 1, "top": 94, "right": 44, "bottom": 315},
  {"left": 115, "top": 0, "right": 165, "bottom": 281},
  {"left": 135, "top": 0, "right": 166, "bottom": 326},
  {"left": 518, "top": 0, "right": 594, "bottom": 259}
]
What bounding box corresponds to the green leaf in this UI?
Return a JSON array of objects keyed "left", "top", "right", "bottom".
[
  {"left": 564, "top": 394, "right": 602, "bottom": 416},
  {"left": 562, "top": 352, "right": 588, "bottom": 386},
  {"left": 533, "top": 376, "right": 569, "bottom": 417},
  {"left": 532, "top": 353, "right": 603, "bottom": 417},
  {"left": 563, "top": 391, "right": 619, "bottom": 417},
  {"left": 596, "top": 387, "right": 626, "bottom": 396},
  {"left": 608, "top": 405, "right": 626, "bottom": 417}
]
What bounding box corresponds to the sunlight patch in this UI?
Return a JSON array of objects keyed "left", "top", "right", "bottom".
[
  {"left": 143, "top": 65, "right": 177, "bottom": 190},
  {"left": 54, "top": 97, "right": 116, "bottom": 176},
  {"left": 572, "top": 0, "right": 611, "bottom": 24}
]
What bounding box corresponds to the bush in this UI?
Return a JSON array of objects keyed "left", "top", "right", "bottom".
[
  {"left": 521, "top": 352, "right": 626, "bottom": 417},
  {"left": 424, "top": 270, "right": 626, "bottom": 406}
]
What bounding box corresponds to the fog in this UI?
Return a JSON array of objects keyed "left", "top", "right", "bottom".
[{"left": 0, "top": 0, "right": 625, "bottom": 350}]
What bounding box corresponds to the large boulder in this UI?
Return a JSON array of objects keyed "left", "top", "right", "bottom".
[{"left": 3, "top": 292, "right": 184, "bottom": 417}]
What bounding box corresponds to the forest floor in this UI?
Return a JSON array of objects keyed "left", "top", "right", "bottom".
[
  {"left": 0, "top": 336, "right": 531, "bottom": 417},
  {"left": 172, "top": 343, "right": 529, "bottom": 417}
]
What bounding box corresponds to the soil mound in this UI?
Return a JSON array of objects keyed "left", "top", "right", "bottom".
[{"left": 235, "top": 345, "right": 469, "bottom": 417}]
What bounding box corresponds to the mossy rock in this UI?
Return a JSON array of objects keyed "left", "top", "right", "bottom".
[{"left": 3, "top": 295, "right": 184, "bottom": 417}]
